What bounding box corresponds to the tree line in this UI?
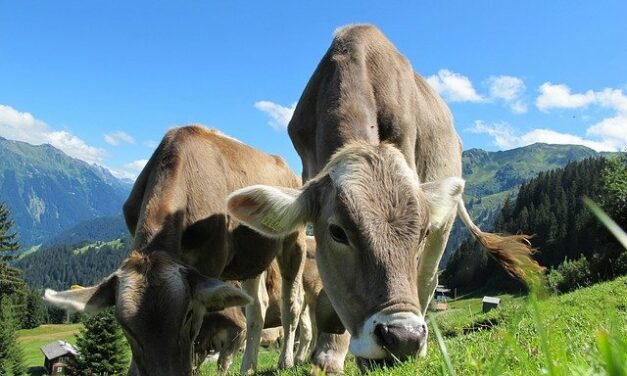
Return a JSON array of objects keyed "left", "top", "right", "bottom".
[
  {"left": 443, "top": 155, "right": 627, "bottom": 293},
  {"left": 0, "top": 201, "right": 130, "bottom": 375}
]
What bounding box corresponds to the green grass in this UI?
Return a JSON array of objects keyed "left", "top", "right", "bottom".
[
  {"left": 196, "top": 277, "right": 626, "bottom": 375},
  {"left": 17, "top": 324, "right": 82, "bottom": 375},
  {"left": 17, "top": 278, "right": 626, "bottom": 376},
  {"left": 73, "top": 238, "right": 124, "bottom": 255},
  {"left": 17, "top": 244, "right": 41, "bottom": 260}
]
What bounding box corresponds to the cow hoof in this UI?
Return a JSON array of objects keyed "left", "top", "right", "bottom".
[{"left": 311, "top": 353, "right": 344, "bottom": 374}]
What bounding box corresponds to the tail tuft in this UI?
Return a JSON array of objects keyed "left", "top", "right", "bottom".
[
  {"left": 474, "top": 231, "right": 544, "bottom": 280},
  {"left": 457, "top": 201, "right": 544, "bottom": 281}
]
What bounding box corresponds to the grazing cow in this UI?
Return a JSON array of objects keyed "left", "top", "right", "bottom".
[
  {"left": 192, "top": 245, "right": 326, "bottom": 374},
  {"left": 192, "top": 261, "right": 283, "bottom": 374},
  {"left": 193, "top": 307, "right": 246, "bottom": 373},
  {"left": 44, "top": 126, "right": 307, "bottom": 376},
  {"left": 227, "top": 25, "right": 540, "bottom": 370}
]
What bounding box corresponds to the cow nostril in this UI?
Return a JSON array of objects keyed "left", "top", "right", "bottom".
[
  {"left": 374, "top": 323, "right": 394, "bottom": 347},
  {"left": 374, "top": 323, "right": 426, "bottom": 360}
]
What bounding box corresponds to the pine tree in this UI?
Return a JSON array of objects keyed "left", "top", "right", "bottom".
[
  {"left": 0, "top": 203, "right": 25, "bottom": 305},
  {"left": 0, "top": 203, "right": 19, "bottom": 262},
  {"left": 22, "top": 290, "right": 47, "bottom": 329},
  {"left": 69, "top": 309, "right": 128, "bottom": 375},
  {"left": 601, "top": 153, "right": 627, "bottom": 226},
  {"left": 0, "top": 297, "right": 25, "bottom": 376}
]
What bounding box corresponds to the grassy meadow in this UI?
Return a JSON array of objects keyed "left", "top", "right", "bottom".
[
  {"left": 17, "top": 277, "right": 626, "bottom": 375},
  {"left": 16, "top": 324, "right": 82, "bottom": 375}
]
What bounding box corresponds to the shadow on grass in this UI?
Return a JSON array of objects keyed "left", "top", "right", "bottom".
[{"left": 27, "top": 366, "right": 46, "bottom": 376}]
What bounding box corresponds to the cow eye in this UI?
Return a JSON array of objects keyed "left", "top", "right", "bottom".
[{"left": 328, "top": 224, "right": 349, "bottom": 245}]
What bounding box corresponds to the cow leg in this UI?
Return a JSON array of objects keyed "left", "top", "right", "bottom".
[
  {"left": 310, "top": 331, "right": 350, "bottom": 374},
  {"left": 416, "top": 215, "right": 455, "bottom": 357},
  {"left": 295, "top": 302, "right": 313, "bottom": 364},
  {"left": 218, "top": 326, "right": 246, "bottom": 374},
  {"left": 240, "top": 272, "right": 269, "bottom": 375},
  {"left": 276, "top": 231, "right": 307, "bottom": 369}
]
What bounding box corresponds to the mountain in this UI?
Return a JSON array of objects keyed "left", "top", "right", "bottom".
[
  {"left": 45, "top": 215, "right": 129, "bottom": 248},
  {"left": 13, "top": 238, "right": 131, "bottom": 290},
  {"left": 0, "top": 137, "right": 133, "bottom": 246},
  {"left": 444, "top": 143, "right": 611, "bottom": 265}
]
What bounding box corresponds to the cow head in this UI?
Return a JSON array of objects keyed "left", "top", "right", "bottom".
[
  {"left": 227, "top": 142, "right": 463, "bottom": 364},
  {"left": 43, "top": 251, "right": 251, "bottom": 376}
]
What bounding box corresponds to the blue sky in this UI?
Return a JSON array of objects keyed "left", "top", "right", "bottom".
[{"left": 1, "top": 1, "right": 626, "bottom": 179}]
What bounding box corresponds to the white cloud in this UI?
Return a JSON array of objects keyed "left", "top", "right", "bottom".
[
  {"left": 254, "top": 101, "right": 296, "bottom": 130},
  {"left": 488, "top": 75, "right": 525, "bottom": 101},
  {"left": 144, "top": 139, "right": 159, "bottom": 148},
  {"left": 586, "top": 115, "right": 627, "bottom": 150},
  {"left": 104, "top": 131, "right": 135, "bottom": 146},
  {"left": 123, "top": 159, "right": 148, "bottom": 172},
  {"left": 520, "top": 129, "right": 614, "bottom": 152},
  {"left": 536, "top": 83, "right": 596, "bottom": 111},
  {"left": 511, "top": 100, "right": 528, "bottom": 114},
  {"left": 426, "top": 69, "right": 485, "bottom": 103},
  {"left": 0, "top": 104, "right": 107, "bottom": 164},
  {"left": 109, "top": 159, "right": 148, "bottom": 180},
  {"left": 487, "top": 76, "right": 528, "bottom": 114},
  {"left": 535, "top": 83, "right": 627, "bottom": 150},
  {"left": 466, "top": 121, "right": 518, "bottom": 149},
  {"left": 467, "top": 120, "right": 617, "bottom": 152}
]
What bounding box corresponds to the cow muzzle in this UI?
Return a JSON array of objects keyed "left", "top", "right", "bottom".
[{"left": 349, "top": 311, "right": 427, "bottom": 364}]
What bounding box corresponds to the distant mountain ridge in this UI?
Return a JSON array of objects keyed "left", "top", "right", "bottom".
[
  {"left": 0, "top": 137, "right": 132, "bottom": 246},
  {"left": 1, "top": 136, "right": 614, "bottom": 276},
  {"left": 444, "top": 143, "right": 614, "bottom": 264}
]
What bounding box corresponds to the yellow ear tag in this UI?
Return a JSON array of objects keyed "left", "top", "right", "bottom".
[{"left": 261, "top": 212, "right": 285, "bottom": 232}]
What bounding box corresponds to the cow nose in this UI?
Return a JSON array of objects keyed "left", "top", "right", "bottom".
[{"left": 374, "top": 323, "right": 426, "bottom": 360}]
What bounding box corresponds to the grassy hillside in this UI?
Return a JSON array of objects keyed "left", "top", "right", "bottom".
[
  {"left": 17, "top": 278, "right": 625, "bottom": 375},
  {"left": 17, "top": 324, "right": 82, "bottom": 375},
  {"left": 444, "top": 143, "right": 611, "bottom": 264},
  {"left": 197, "top": 277, "right": 626, "bottom": 375}
]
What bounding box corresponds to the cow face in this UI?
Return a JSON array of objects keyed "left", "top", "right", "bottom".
[
  {"left": 43, "top": 251, "right": 251, "bottom": 376},
  {"left": 227, "top": 142, "right": 463, "bottom": 364}
]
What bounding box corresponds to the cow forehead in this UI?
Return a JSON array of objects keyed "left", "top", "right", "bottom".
[
  {"left": 323, "top": 143, "right": 427, "bottom": 247},
  {"left": 117, "top": 262, "right": 188, "bottom": 319}
]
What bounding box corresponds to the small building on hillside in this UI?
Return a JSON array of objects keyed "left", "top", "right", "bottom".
[
  {"left": 434, "top": 285, "right": 451, "bottom": 311},
  {"left": 482, "top": 296, "right": 501, "bottom": 313},
  {"left": 41, "top": 340, "right": 78, "bottom": 375}
]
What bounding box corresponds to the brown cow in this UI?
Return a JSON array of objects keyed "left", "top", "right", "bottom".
[
  {"left": 44, "top": 126, "right": 307, "bottom": 376},
  {"left": 227, "top": 25, "right": 540, "bottom": 370},
  {"left": 192, "top": 261, "right": 283, "bottom": 374},
  {"left": 192, "top": 242, "right": 329, "bottom": 374}
]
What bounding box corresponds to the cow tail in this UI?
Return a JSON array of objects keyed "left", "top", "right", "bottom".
[{"left": 456, "top": 201, "right": 544, "bottom": 281}]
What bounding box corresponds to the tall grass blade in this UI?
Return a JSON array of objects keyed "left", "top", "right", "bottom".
[
  {"left": 428, "top": 313, "right": 457, "bottom": 376},
  {"left": 583, "top": 197, "right": 627, "bottom": 249},
  {"left": 596, "top": 325, "right": 627, "bottom": 376}
]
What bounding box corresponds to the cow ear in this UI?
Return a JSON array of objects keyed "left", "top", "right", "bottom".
[
  {"left": 227, "top": 185, "right": 308, "bottom": 237},
  {"left": 43, "top": 274, "right": 118, "bottom": 313},
  {"left": 421, "top": 177, "right": 465, "bottom": 229},
  {"left": 190, "top": 271, "right": 252, "bottom": 312}
]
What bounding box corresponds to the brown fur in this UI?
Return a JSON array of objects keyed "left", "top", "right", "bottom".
[
  {"left": 284, "top": 24, "right": 541, "bottom": 367},
  {"left": 475, "top": 232, "right": 542, "bottom": 279}
]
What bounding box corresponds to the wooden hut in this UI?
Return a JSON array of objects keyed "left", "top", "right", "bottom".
[{"left": 41, "top": 340, "right": 77, "bottom": 375}]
